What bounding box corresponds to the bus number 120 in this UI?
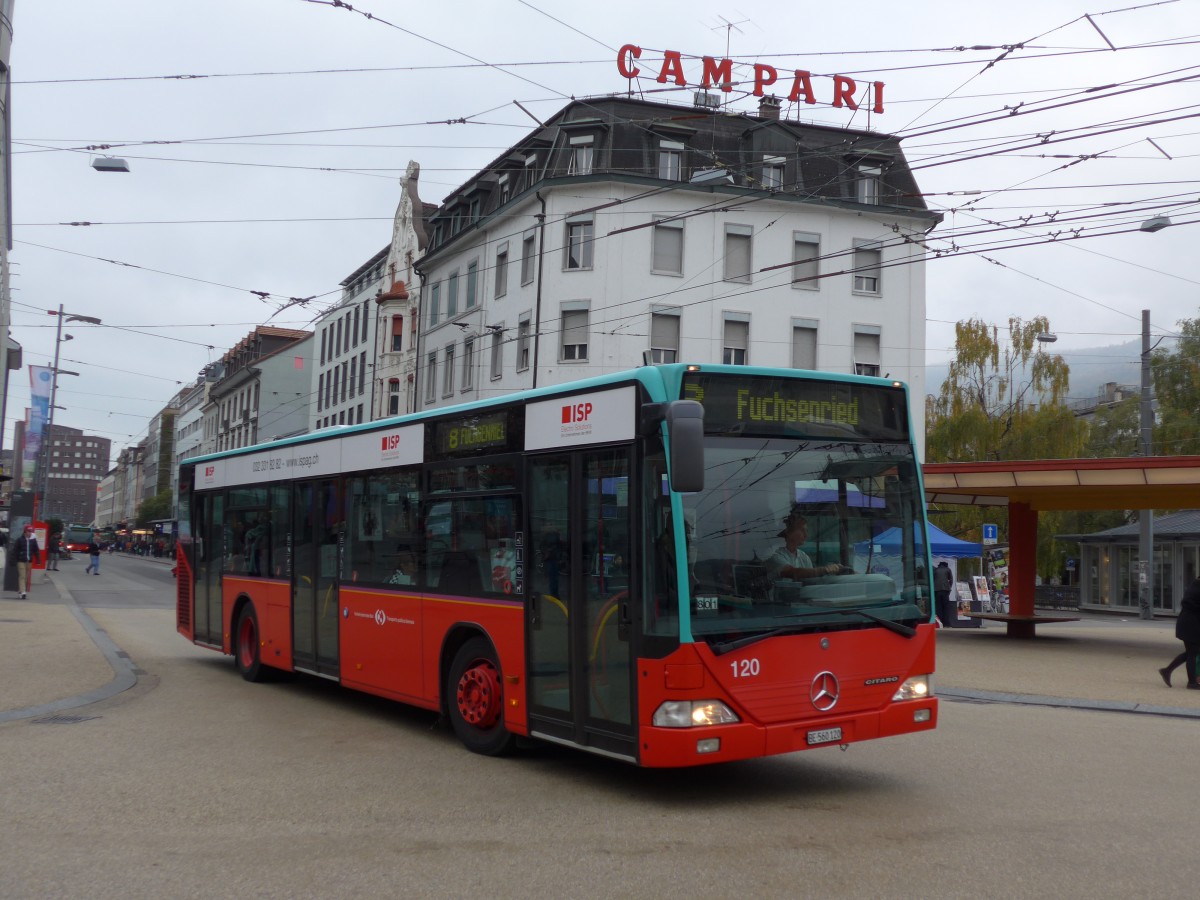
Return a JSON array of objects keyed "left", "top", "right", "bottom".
[{"left": 731, "top": 658, "right": 760, "bottom": 678}]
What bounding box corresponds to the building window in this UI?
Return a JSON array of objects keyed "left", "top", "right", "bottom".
[
  {"left": 568, "top": 137, "right": 593, "bottom": 176},
  {"left": 319, "top": 328, "right": 327, "bottom": 365},
  {"left": 853, "top": 327, "right": 881, "bottom": 377},
  {"left": 388, "top": 378, "right": 401, "bottom": 416},
  {"left": 362, "top": 298, "right": 370, "bottom": 342},
  {"left": 852, "top": 242, "right": 882, "bottom": 294},
  {"left": 658, "top": 140, "right": 684, "bottom": 181},
  {"left": 855, "top": 163, "right": 883, "bottom": 205},
  {"left": 521, "top": 154, "right": 537, "bottom": 191},
  {"left": 317, "top": 373, "right": 324, "bottom": 411},
  {"left": 792, "top": 321, "right": 818, "bottom": 370},
  {"left": 466, "top": 261, "right": 478, "bottom": 309},
  {"left": 359, "top": 350, "right": 367, "bottom": 395},
  {"left": 495, "top": 243, "right": 509, "bottom": 298},
  {"left": 565, "top": 219, "right": 594, "bottom": 270},
  {"left": 348, "top": 357, "right": 357, "bottom": 398},
  {"left": 443, "top": 345, "right": 456, "bottom": 396},
  {"left": 490, "top": 328, "right": 503, "bottom": 380},
  {"left": 762, "top": 155, "right": 785, "bottom": 189},
  {"left": 792, "top": 233, "right": 820, "bottom": 290},
  {"left": 341, "top": 361, "right": 349, "bottom": 402},
  {"left": 651, "top": 218, "right": 684, "bottom": 275},
  {"left": 498, "top": 174, "right": 511, "bottom": 205},
  {"left": 335, "top": 319, "right": 343, "bottom": 357},
  {"left": 462, "top": 338, "right": 475, "bottom": 391},
  {"left": 447, "top": 271, "right": 459, "bottom": 317},
  {"left": 517, "top": 317, "right": 532, "bottom": 371},
  {"left": 521, "top": 231, "right": 536, "bottom": 285},
  {"left": 469, "top": 196, "right": 481, "bottom": 223},
  {"left": 352, "top": 306, "right": 360, "bottom": 347},
  {"left": 429, "top": 281, "right": 440, "bottom": 326},
  {"left": 391, "top": 315, "right": 403, "bottom": 352},
  {"left": 425, "top": 353, "right": 438, "bottom": 403},
  {"left": 724, "top": 225, "right": 752, "bottom": 283},
  {"left": 344, "top": 313, "right": 352, "bottom": 353},
  {"left": 723, "top": 319, "right": 749, "bottom": 366},
  {"left": 561, "top": 309, "right": 589, "bottom": 361},
  {"left": 650, "top": 311, "right": 680, "bottom": 364}
]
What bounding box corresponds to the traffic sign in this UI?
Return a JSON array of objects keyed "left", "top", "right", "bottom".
[{"left": 982, "top": 523, "right": 998, "bottom": 545}]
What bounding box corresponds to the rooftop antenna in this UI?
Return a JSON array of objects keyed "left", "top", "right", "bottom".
[{"left": 709, "top": 15, "right": 748, "bottom": 107}]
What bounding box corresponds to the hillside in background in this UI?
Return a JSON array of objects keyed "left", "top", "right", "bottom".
[{"left": 925, "top": 338, "right": 1152, "bottom": 406}]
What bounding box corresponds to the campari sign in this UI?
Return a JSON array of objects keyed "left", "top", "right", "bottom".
[{"left": 616, "top": 43, "right": 886, "bottom": 113}]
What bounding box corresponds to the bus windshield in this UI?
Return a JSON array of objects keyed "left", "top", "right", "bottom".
[{"left": 680, "top": 436, "right": 927, "bottom": 643}]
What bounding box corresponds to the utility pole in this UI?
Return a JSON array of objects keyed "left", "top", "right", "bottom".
[{"left": 1138, "top": 309, "right": 1154, "bottom": 619}]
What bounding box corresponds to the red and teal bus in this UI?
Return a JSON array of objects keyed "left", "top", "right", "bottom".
[{"left": 176, "top": 364, "right": 936, "bottom": 766}]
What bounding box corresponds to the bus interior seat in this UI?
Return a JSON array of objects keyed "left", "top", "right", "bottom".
[{"left": 437, "top": 551, "right": 484, "bottom": 596}]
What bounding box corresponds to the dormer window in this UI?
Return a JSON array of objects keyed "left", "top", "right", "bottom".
[
  {"left": 855, "top": 162, "right": 884, "bottom": 204},
  {"left": 568, "top": 136, "right": 594, "bottom": 176},
  {"left": 762, "top": 155, "right": 785, "bottom": 190},
  {"left": 658, "top": 140, "right": 684, "bottom": 181},
  {"left": 521, "top": 154, "right": 538, "bottom": 191},
  {"left": 498, "top": 174, "right": 511, "bottom": 205}
]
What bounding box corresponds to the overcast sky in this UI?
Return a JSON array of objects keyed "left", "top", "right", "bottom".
[{"left": 8, "top": 0, "right": 1198, "bottom": 465}]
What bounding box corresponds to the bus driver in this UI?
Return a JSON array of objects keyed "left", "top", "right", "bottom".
[{"left": 765, "top": 507, "right": 843, "bottom": 582}]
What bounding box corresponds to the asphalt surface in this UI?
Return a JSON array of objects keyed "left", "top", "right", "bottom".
[{"left": 2, "top": 555, "right": 1199, "bottom": 724}]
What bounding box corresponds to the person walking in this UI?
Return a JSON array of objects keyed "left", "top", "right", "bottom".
[
  {"left": 1159, "top": 576, "right": 1200, "bottom": 689},
  {"left": 11, "top": 525, "right": 41, "bottom": 599},
  {"left": 933, "top": 560, "right": 955, "bottom": 625},
  {"left": 46, "top": 531, "right": 61, "bottom": 571},
  {"left": 84, "top": 537, "right": 102, "bottom": 575}
]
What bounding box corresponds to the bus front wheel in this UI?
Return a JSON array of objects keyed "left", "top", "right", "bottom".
[
  {"left": 235, "top": 604, "right": 267, "bottom": 683},
  {"left": 447, "top": 637, "right": 515, "bottom": 756}
]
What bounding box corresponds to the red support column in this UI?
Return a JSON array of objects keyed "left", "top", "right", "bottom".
[{"left": 1007, "top": 501, "right": 1038, "bottom": 638}]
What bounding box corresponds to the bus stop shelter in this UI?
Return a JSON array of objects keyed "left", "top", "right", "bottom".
[{"left": 922, "top": 456, "right": 1200, "bottom": 637}]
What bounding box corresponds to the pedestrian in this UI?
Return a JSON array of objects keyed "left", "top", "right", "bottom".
[
  {"left": 10, "top": 525, "right": 41, "bottom": 599},
  {"left": 1159, "top": 576, "right": 1200, "bottom": 689},
  {"left": 934, "top": 560, "right": 954, "bottom": 624},
  {"left": 47, "top": 531, "right": 62, "bottom": 571},
  {"left": 84, "top": 536, "right": 102, "bottom": 575}
]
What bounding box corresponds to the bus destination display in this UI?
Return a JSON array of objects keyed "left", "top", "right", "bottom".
[
  {"left": 682, "top": 373, "right": 908, "bottom": 440},
  {"left": 435, "top": 412, "right": 509, "bottom": 455}
]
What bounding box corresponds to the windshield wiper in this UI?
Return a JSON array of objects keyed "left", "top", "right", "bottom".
[{"left": 709, "top": 607, "right": 916, "bottom": 655}]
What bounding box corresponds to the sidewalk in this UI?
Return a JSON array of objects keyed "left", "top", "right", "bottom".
[{"left": 2, "top": 563, "right": 1199, "bottom": 721}]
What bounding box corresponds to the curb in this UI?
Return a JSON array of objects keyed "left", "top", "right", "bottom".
[
  {"left": 940, "top": 686, "right": 1200, "bottom": 720},
  {"left": 0, "top": 582, "right": 141, "bottom": 725}
]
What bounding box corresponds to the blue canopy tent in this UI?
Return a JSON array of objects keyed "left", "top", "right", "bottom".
[{"left": 856, "top": 523, "right": 981, "bottom": 559}]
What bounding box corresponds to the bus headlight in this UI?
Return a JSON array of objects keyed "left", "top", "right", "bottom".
[
  {"left": 653, "top": 700, "right": 740, "bottom": 728},
  {"left": 892, "top": 675, "right": 932, "bottom": 702}
]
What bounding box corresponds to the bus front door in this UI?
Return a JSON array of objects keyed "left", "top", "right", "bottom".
[
  {"left": 194, "top": 492, "right": 224, "bottom": 647},
  {"left": 291, "top": 479, "right": 342, "bottom": 677},
  {"left": 527, "top": 450, "right": 635, "bottom": 760}
]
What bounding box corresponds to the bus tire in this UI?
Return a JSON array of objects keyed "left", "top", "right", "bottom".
[
  {"left": 235, "top": 604, "right": 267, "bottom": 683},
  {"left": 447, "top": 636, "right": 515, "bottom": 757}
]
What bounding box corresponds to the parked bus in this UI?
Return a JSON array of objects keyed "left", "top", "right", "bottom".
[
  {"left": 63, "top": 525, "right": 93, "bottom": 554},
  {"left": 176, "top": 364, "right": 937, "bottom": 767}
]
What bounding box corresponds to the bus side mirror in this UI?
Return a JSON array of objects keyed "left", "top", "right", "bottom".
[{"left": 666, "top": 400, "right": 704, "bottom": 493}]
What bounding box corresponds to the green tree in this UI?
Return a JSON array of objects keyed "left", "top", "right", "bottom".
[
  {"left": 927, "top": 315, "right": 1087, "bottom": 578},
  {"left": 1151, "top": 315, "right": 1200, "bottom": 455},
  {"left": 135, "top": 490, "right": 173, "bottom": 528}
]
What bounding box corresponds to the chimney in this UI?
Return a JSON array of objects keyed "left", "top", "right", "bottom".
[{"left": 758, "top": 95, "right": 781, "bottom": 120}]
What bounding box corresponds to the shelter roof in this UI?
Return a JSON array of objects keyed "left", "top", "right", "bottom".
[{"left": 923, "top": 457, "right": 1200, "bottom": 511}]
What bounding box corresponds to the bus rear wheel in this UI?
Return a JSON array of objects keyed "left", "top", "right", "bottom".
[
  {"left": 447, "top": 637, "right": 515, "bottom": 756},
  {"left": 235, "top": 604, "right": 267, "bottom": 683}
]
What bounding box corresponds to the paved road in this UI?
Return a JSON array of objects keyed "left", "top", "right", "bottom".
[{"left": 1, "top": 557, "right": 1196, "bottom": 898}]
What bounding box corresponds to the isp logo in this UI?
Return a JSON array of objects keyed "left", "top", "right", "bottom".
[
  {"left": 380, "top": 432, "right": 403, "bottom": 458},
  {"left": 562, "top": 402, "right": 592, "bottom": 424},
  {"left": 204, "top": 466, "right": 215, "bottom": 478}
]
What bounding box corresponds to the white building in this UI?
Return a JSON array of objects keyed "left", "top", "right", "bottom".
[
  {"left": 415, "top": 95, "right": 939, "bottom": 453},
  {"left": 312, "top": 160, "right": 432, "bottom": 429}
]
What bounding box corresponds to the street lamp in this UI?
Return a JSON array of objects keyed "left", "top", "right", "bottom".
[{"left": 37, "top": 305, "right": 101, "bottom": 519}]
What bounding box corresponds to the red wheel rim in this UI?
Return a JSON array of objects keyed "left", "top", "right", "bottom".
[
  {"left": 238, "top": 614, "right": 257, "bottom": 669},
  {"left": 456, "top": 659, "right": 501, "bottom": 729}
]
